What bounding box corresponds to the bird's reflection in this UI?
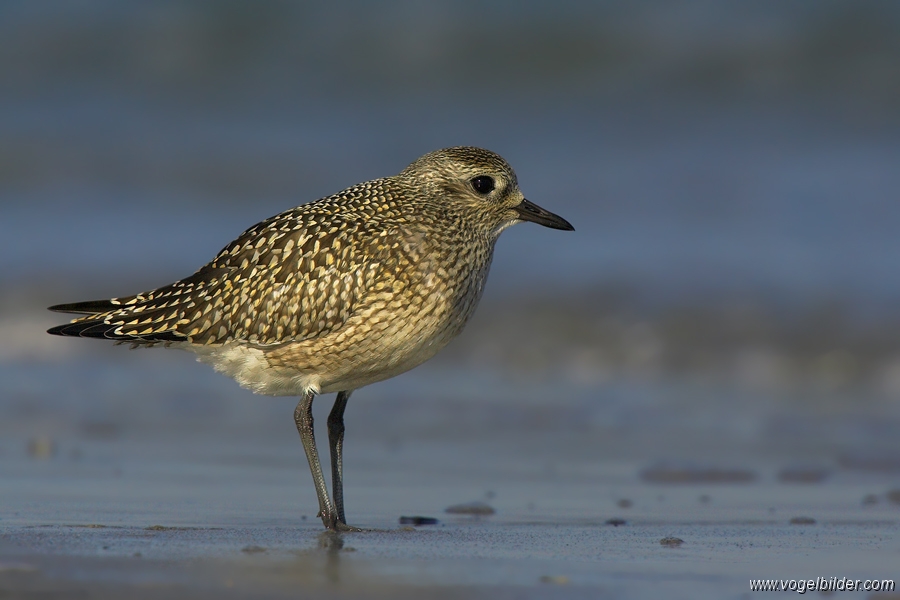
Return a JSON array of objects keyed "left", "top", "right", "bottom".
[{"left": 317, "top": 530, "right": 344, "bottom": 584}]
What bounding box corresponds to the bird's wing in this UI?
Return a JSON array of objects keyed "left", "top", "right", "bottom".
[{"left": 48, "top": 208, "right": 392, "bottom": 346}]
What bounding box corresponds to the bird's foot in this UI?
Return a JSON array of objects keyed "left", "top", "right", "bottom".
[{"left": 318, "top": 509, "right": 365, "bottom": 532}]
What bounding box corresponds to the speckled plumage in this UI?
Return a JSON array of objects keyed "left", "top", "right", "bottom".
[{"left": 48, "top": 146, "right": 573, "bottom": 530}]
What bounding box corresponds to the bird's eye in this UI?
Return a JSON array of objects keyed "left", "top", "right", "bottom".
[{"left": 470, "top": 175, "right": 495, "bottom": 195}]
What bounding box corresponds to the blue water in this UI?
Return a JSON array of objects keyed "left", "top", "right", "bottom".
[
  {"left": 3, "top": 98, "right": 898, "bottom": 314},
  {"left": 3, "top": 3, "right": 899, "bottom": 316}
]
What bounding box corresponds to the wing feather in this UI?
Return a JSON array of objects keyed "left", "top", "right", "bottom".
[{"left": 48, "top": 204, "right": 391, "bottom": 347}]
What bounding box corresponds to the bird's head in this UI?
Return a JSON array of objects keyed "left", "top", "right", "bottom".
[{"left": 399, "top": 146, "right": 574, "bottom": 237}]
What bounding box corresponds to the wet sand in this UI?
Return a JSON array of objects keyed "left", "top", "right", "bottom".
[
  {"left": 2, "top": 310, "right": 900, "bottom": 599},
  {"left": 3, "top": 384, "right": 900, "bottom": 599}
]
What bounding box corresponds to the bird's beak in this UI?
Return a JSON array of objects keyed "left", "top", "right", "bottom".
[{"left": 514, "top": 199, "right": 574, "bottom": 231}]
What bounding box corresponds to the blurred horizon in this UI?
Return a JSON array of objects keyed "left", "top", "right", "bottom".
[{"left": 2, "top": 1, "right": 900, "bottom": 419}]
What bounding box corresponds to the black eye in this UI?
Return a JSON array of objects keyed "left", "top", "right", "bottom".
[{"left": 470, "top": 175, "right": 495, "bottom": 195}]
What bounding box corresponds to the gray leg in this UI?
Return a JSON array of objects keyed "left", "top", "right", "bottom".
[
  {"left": 327, "top": 390, "right": 352, "bottom": 524},
  {"left": 294, "top": 391, "right": 338, "bottom": 529}
]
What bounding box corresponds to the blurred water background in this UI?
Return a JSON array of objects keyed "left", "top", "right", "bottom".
[{"left": 2, "top": 0, "right": 900, "bottom": 513}]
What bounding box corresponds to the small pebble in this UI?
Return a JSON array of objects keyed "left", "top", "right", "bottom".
[
  {"left": 789, "top": 516, "right": 816, "bottom": 525},
  {"left": 886, "top": 489, "right": 900, "bottom": 505},
  {"left": 660, "top": 537, "right": 684, "bottom": 547},
  {"left": 241, "top": 545, "right": 266, "bottom": 554},
  {"left": 445, "top": 501, "right": 495, "bottom": 516},
  {"left": 539, "top": 575, "right": 569, "bottom": 585},
  {"left": 398, "top": 516, "right": 438, "bottom": 526},
  {"left": 616, "top": 499, "right": 633, "bottom": 509},
  {"left": 698, "top": 494, "right": 711, "bottom": 504},
  {"left": 605, "top": 518, "right": 627, "bottom": 527}
]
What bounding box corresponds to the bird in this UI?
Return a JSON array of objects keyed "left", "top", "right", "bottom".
[{"left": 47, "top": 146, "right": 574, "bottom": 531}]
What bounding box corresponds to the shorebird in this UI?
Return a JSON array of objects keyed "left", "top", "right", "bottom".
[{"left": 48, "top": 146, "right": 574, "bottom": 531}]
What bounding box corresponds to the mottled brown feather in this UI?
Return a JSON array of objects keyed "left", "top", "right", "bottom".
[
  {"left": 63, "top": 180, "right": 415, "bottom": 347},
  {"left": 48, "top": 147, "right": 570, "bottom": 378}
]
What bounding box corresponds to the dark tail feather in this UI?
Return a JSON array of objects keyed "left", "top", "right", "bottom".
[
  {"left": 48, "top": 299, "right": 119, "bottom": 315},
  {"left": 47, "top": 319, "right": 184, "bottom": 342},
  {"left": 47, "top": 320, "right": 117, "bottom": 338}
]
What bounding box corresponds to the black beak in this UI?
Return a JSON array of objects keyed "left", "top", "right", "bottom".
[{"left": 514, "top": 199, "right": 574, "bottom": 231}]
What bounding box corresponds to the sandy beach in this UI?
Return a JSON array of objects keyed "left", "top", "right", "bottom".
[
  {"left": 3, "top": 352, "right": 899, "bottom": 599},
  {"left": 3, "top": 3, "right": 900, "bottom": 598}
]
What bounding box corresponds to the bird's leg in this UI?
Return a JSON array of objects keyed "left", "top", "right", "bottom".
[
  {"left": 294, "top": 391, "right": 339, "bottom": 530},
  {"left": 327, "top": 390, "right": 351, "bottom": 525}
]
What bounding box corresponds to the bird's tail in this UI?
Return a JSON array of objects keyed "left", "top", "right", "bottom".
[{"left": 47, "top": 297, "right": 186, "bottom": 343}]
